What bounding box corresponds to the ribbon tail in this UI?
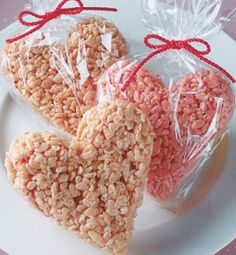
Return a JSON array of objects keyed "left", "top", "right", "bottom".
[
  {"left": 83, "top": 7, "right": 118, "bottom": 12},
  {"left": 6, "top": 23, "right": 45, "bottom": 43},
  {"left": 121, "top": 47, "right": 169, "bottom": 92},
  {"left": 197, "top": 55, "right": 236, "bottom": 83}
]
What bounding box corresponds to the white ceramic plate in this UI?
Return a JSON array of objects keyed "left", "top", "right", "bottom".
[{"left": 0, "top": 1, "right": 236, "bottom": 255}]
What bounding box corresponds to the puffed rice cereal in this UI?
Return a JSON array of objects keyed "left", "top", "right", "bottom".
[
  {"left": 98, "top": 60, "right": 235, "bottom": 201},
  {"left": 5, "top": 100, "right": 154, "bottom": 255},
  {"left": 1, "top": 17, "right": 127, "bottom": 135}
]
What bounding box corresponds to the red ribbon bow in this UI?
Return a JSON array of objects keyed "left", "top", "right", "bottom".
[
  {"left": 6, "top": 0, "right": 117, "bottom": 43},
  {"left": 121, "top": 34, "right": 235, "bottom": 92}
]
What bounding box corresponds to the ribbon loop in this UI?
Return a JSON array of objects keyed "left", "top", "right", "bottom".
[
  {"left": 19, "top": 11, "right": 44, "bottom": 27},
  {"left": 184, "top": 38, "right": 211, "bottom": 55},
  {"left": 6, "top": 0, "right": 117, "bottom": 43},
  {"left": 144, "top": 34, "right": 169, "bottom": 49},
  {"left": 121, "top": 33, "right": 235, "bottom": 92}
]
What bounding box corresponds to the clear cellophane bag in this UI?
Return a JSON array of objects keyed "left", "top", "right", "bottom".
[{"left": 96, "top": 0, "right": 236, "bottom": 210}]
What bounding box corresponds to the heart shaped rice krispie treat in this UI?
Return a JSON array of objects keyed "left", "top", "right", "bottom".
[
  {"left": 5, "top": 100, "right": 154, "bottom": 255},
  {"left": 1, "top": 17, "right": 127, "bottom": 135},
  {"left": 98, "top": 61, "right": 235, "bottom": 201}
]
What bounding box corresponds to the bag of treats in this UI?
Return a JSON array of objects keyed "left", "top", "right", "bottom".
[
  {"left": 1, "top": 0, "right": 127, "bottom": 136},
  {"left": 97, "top": 0, "right": 236, "bottom": 209}
]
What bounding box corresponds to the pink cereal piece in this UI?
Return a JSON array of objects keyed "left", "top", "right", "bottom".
[{"left": 99, "top": 61, "right": 235, "bottom": 201}]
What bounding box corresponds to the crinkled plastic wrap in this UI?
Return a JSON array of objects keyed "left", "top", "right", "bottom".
[
  {"left": 0, "top": 0, "right": 127, "bottom": 136},
  {"left": 97, "top": 0, "right": 236, "bottom": 209}
]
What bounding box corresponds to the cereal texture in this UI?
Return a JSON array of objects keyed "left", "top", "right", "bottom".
[
  {"left": 98, "top": 61, "right": 235, "bottom": 201},
  {"left": 5, "top": 100, "right": 154, "bottom": 255},
  {"left": 1, "top": 17, "right": 127, "bottom": 135}
]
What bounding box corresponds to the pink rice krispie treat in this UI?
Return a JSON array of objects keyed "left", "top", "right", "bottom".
[
  {"left": 1, "top": 17, "right": 127, "bottom": 135},
  {"left": 98, "top": 60, "right": 235, "bottom": 201},
  {"left": 149, "top": 69, "right": 235, "bottom": 200},
  {"left": 5, "top": 100, "right": 154, "bottom": 255}
]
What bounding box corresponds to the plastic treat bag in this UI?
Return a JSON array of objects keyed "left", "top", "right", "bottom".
[
  {"left": 97, "top": 0, "right": 236, "bottom": 208},
  {"left": 1, "top": 0, "right": 127, "bottom": 136}
]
